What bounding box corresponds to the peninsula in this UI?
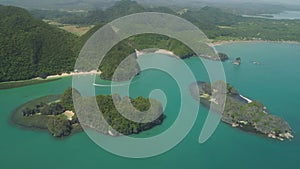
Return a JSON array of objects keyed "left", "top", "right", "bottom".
[{"left": 189, "top": 81, "right": 293, "bottom": 141}]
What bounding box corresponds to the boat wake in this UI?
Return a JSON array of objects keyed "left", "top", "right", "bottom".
[
  {"left": 93, "top": 77, "right": 140, "bottom": 87},
  {"left": 93, "top": 82, "right": 131, "bottom": 87}
]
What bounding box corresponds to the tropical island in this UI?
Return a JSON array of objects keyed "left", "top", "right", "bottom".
[
  {"left": 11, "top": 87, "right": 165, "bottom": 137},
  {"left": 189, "top": 81, "right": 293, "bottom": 141}
]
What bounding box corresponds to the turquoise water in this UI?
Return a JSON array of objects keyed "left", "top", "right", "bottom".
[
  {"left": 1, "top": 42, "right": 300, "bottom": 169},
  {"left": 243, "top": 11, "right": 300, "bottom": 20},
  {"left": 270, "top": 11, "right": 300, "bottom": 20}
]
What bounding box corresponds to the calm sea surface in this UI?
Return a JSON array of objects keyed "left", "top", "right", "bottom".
[
  {"left": 1, "top": 42, "right": 300, "bottom": 169},
  {"left": 243, "top": 11, "right": 300, "bottom": 20}
]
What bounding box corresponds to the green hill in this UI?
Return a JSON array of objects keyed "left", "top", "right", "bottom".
[
  {"left": 80, "top": 29, "right": 195, "bottom": 80},
  {"left": 56, "top": 1, "right": 300, "bottom": 42},
  {"left": 3, "top": 0, "right": 300, "bottom": 82},
  {"left": 0, "top": 3, "right": 194, "bottom": 82},
  {"left": 60, "top": 0, "right": 146, "bottom": 25},
  {"left": 0, "top": 5, "right": 79, "bottom": 82},
  {"left": 75, "top": 1, "right": 194, "bottom": 81}
]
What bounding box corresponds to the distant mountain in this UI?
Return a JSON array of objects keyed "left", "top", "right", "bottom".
[
  {"left": 60, "top": 0, "right": 148, "bottom": 24},
  {"left": 57, "top": 3, "right": 242, "bottom": 39},
  {"left": 0, "top": 5, "right": 79, "bottom": 82},
  {"left": 2, "top": 0, "right": 300, "bottom": 11},
  {"left": 0, "top": 0, "right": 117, "bottom": 10}
]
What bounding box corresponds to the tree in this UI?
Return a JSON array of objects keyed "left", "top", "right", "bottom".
[
  {"left": 40, "top": 105, "right": 51, "bottom": 115},
  {"left": 60, "top": 87, "right": 74, "bottom": 111},
  {"left": 49, "top": 103, "right": 65, "bottom": 115},
  {"left": 0, "top": 5, "right": 78, "bottom": 82},
  {"left": 47, "top": 116, "right": 72, "bottom": 137},
  {"left": 22, "top": 107, "right": 35, "bottom": 116}
]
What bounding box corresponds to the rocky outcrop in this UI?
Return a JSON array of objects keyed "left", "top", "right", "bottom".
[
  {"left": 233, "top": 57, "right": 241, "bottom": 65},
  {"left": 190, "top": 81, "right": 293, "bottom": 141}
]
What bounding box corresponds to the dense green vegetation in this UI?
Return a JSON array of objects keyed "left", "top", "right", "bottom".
[
  {"left": 60, "top": 87, "right": 76, "bottom": 111},
  {"left": 47, "top": 1, "right": 300, "bottom": 42},
  {"left": 179, "top": 6, "right": 300, "bottom": 41},
  {"left": 54, "top": 0, "right": 154, "bottom": 25},
  {"left": 96, "top": 94, "right": 165, "bottom": 135},
  {"left": 2, "top": 0, "right": 300, "bottom": 83},
  {"left": 97, "top": 33, "right": 194, "bottom": 80},
  {"left": 11, "top": 87, "right": 165, "bottom": 137},
  {"left": 30, "top": 9, "right": 87, "bottom": 22},
  {"left": 0, "top": 3, "right": 195, "bottom": 82},
  {"left": 22, "top": 102, "right": 65, "bottom": 116},
  {"left": 47, "top": 115, "right": 73, "bottom": 137},
  {"left": 11, "top": 95, "right": 62, "bottom": 130},
  {"left": 0, "top": 5, "right": 79, "bottom": 82},
  {"left": 190, "top": 81, "right": 293, "bottom": 141},
  {"left": 11, "top": 88, "right": 79, "bottom": 137},
  {"left": 0, "top": 0, "right": 115, "bottom": 10},
  {"left": 30, "top": 1, "right": 300, "bottom": 82},
  {"left": 70, "top": 1, "right": 300, "bottom": 81}
]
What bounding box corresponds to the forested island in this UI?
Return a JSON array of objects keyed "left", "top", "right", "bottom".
[
  {"left": 189, "top": 81, "right": 293, "bottom": 141},
  {"left": 11, "top": 87, "right": 165, "bottom": 137}
]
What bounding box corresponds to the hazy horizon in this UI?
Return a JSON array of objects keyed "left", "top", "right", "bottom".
[{"left": 1, "top": 0, "right": 300, "bottom": 10}]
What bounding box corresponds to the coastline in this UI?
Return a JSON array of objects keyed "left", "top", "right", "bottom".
[
  {"left": 45, "top": 70, "right": 102, "bottom": 79},
  {"left": 135, "top": 48, "right": 180, "bottom": 59},
  {"left": 10, "top": 92, "right": 165, "bottom": 138},
  {"left": 154, "top": 49, "right": 176, "bottom": 57},
  {"left": 190, "top": 81, "right": 293, "bottom": 141},
  {"left": 10, "top": 95, "right": 60, "bottom": 131},
  {"left": 9, "top": 94, "right": 83, "bottom": 138},
  {"left": 1, "top": 70, "right": 102, "bottom": 83},
  {"left": 0, "top": 78, "right": 61, "bottom": 90},
  {"left": 0, "top": 70, "right": 102, "bottom": 90},
  {"left": 208, "top": 39, "right": 300, "bottom": 47},
  {"left": 2, "top": 40, "right": 299, "bottom": 87},
  {"left": 239, "top": 95, "right": 253, "bottom": 103}
]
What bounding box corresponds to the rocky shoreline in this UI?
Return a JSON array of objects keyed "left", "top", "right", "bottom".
[{"left": 189, "top": 81, "right": 293, "bottom": 141}]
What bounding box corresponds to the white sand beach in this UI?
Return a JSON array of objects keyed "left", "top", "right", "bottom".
[
  {"left": 135, "top": 48, "right": 179, "bottom": 59},
  {"left": 154, "top": 49, "right": 176, "bottom": 56},
  {"left": 63, "top": 110, "right": 75, "bottom": 121},
  {"left": 239, "top": 95, "right": 253, "bottom": 103},
  {"left": 46, "top": 70, "right": 102, "bottom": 79}
]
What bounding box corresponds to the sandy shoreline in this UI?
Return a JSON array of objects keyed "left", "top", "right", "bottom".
[
  {"left": 154, "top": 49, "right": 176, "bottom": 56},
  {"left": 44, "top": 70, "right": 102, "bottom": 79},
  {"left": 1, "top": 70, "right": 102, "bottom": 84},
  {"left": 208, "top": 39, "right": 300, "bottom": 47},
  {"left": 3, "top": 41, "right": 299, "bottom": 84},
  {"left": 239, "top": 95, "right": 253, "bottom": 103},
  {"left": 136, "top": 48, "right": 180, "bottom": 59}
]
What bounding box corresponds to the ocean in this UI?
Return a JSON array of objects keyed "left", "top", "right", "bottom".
[{"left": 1, "top": 42, "right": 299, "bottom": 169}]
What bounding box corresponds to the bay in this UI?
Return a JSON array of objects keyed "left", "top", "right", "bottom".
[
  {"left": 1, "top": 42, "right": 300, "bottom": 169},
  {"left": 243, "top": 10, "right": 300, "bottom": 20}
]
